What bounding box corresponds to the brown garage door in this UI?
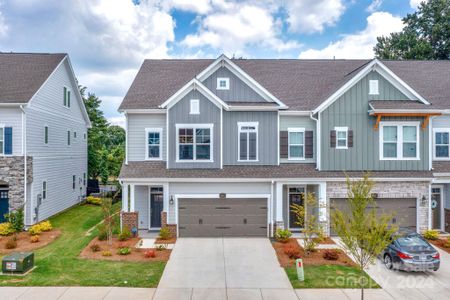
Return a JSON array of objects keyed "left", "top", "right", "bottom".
[
  {"left": 178, "top": 198, "right": 267, "bottom": 237},
  {"left": 330, "top": 198, "right": 416, "bottom": 235}
]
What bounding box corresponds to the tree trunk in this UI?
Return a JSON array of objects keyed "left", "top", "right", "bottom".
[{"left": 360, "top": 265, "right": 365, "bottom": 300}]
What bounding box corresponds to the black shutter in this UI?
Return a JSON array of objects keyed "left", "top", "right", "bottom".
[
  {"left": 280, "top": 131, "right": 288, "bottom": 158},
  {"left": 305, "top": 131, "right": 313, "bottom": 158},
  {"left": 330, "top": 130, "right": 336, "bottom": 148},
  {"left": 348, "top": 130, "right": 353, "bottom": 148}
]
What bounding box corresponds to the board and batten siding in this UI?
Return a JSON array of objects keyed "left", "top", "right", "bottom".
[
  {"left": 223, "top": 111, "right": 278, "bottom": 165},
  {"left": 0, "top": 108, "right": 23, "bottom": 156},
  {"left": 320, "top": 70, "right": 429, "bottom": 171},
  {"left": 279, "top": 116, "right": 316, "bottom": 163},
  {"left": 202, "top": 66, "right": 266, "bottom": 103},
  {"left": 128, "top": 113, "right": 166, "bottom": 161},
  {"left": 168, "top": 90, "right": 221, "bottom": 169}
]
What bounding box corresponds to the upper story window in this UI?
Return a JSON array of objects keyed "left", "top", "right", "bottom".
[
  {"left": 369, "top": 80, "right": 379, "bottom": 95},
  {"left": 217, "top": 77, "right": 230, "bottom": 90},
  {"left": 288, "top": 128, "right": 305, "bottom": 160},
  {"left": 238, "top": 122, "right": 258, "bottom": 161},
  {"left": 145, "top": 128, "right": 162, "bottom": 160},
  {"left": 44, "top": 126, "right": 49, "bottom": 144},
  {"left": 42, "top": 181, "right": 47, "bottom": 200},
  {"left": 67, "top": 130, "right": 71, "bottom": 146},
  {"left": 72, "top": 175, "right": 76, "bottom": 190},
  {"left": 434, "top": 129, "right": 450, "bottom": 159},
  {"left": 335, "top": 127, "right": 348, "bottom": 149},
  {"left": 190, "top": 99, "right": 200, "bottom": 114},
  {"left": 63, "top": 87, "right": 71, "bottom": 108},
  {"left": 176, "top": 124, "right": 213, "bottom": 162},
  {"left": 0, "top": 126, "right": 12, "bottom": 155},
  {"left": 380, "top": 122, "right": 419, "bottom": 160},
  {"left": 0, "top": 127, "right": 3, "bottom": 155}
]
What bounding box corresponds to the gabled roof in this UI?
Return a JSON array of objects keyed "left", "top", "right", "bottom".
[
  {"left": 0, "top": 53, "right": 66, "bottom": 104},
  {"left": 119, "top": 58, "right": 450, "bottom": 111}
]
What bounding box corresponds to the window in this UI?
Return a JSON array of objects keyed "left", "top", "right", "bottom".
[
  {"left": 238, "top": 122, "right": 258, "bottom": 161},
  {"left": 0, "top": 127, "right": 3, "bottom": 154},
  {"left": 63, "top": 87, "right": 71, "bottom": 107},
  {"left": 44, "top": 126, "right": 48, "bottom": 144},
  {"left": 74, "top": 131, "right": 77, "bottom": 138},
  {"left": 217, "top": 77, "right": 230, "bottom": 90},
  {"left": 176, "top": 124, "right": 213, "bottom": 161},
  {"left": 84, "top": 133, "right": 87, "bottom": 140},
  {"left": 67, "top": 131, "right": 71, "bottom": 146},
  {"left": 145, "top": 128, "right": 162, "bottom": 160},
  {"left": 369, "top": 80, "right": 379, "bottom": 95},
  {"left": 380, "top": 122, "right": 419, "bottom": 160},
  {"left": 42, "top": 181, "right": 47, "bottom": 200},
  {"left": 335, "top": 127, "right": 348, "bottom": 149},
  {"left": 288, "top": 128, "right": 305, "bottom": 160},
  {"left": 0, "top": 126, "right": 12, "bottom": 155},
  {"left": 434, "top": 129, "right": 450, "bottom": 159},
  {"left": 190, "top": 99, "right": 200, "bottom": 114},
  {"left": 83, "top": 173, "right": 86, "bottom": 186},
  {"left": 72, "top": 175, "right": 76, "bottom": 190}
]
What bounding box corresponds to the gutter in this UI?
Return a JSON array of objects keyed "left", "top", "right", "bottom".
[{"left": 20, "top": 105, "right": 28, "bottom": 225}]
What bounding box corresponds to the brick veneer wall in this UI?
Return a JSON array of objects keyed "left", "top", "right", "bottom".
[
  {"left": 326, "top": 181, "right": 430, "bottom": 233},
  {"left": 161, "top": 211, "right": 177, "bottom": 237},
  {"left": 121, "top": 212, "right": 138, "bottom": 233}
]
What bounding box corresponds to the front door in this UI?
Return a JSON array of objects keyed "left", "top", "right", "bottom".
[
  {"left": 0, "top": 190, "right": 9, "bottom": 223},
  {"left": 431, "top": 187, "right": 442, "bottom": 230},
  {"left": 289, "top": 187, "right": 305, "bottom": 229},
  {"left": 150, "top": 187, "right": 164, "bottom": 228}
]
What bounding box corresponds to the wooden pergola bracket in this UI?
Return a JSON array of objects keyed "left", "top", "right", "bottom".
[{"left": 372, "top": 112, "right": 441, "bottom": 131}]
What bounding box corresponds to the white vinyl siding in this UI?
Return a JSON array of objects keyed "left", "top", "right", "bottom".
[
  {"left": 380, "top": 122, "right": 420, "bottom": 160},
  {"left": 127, "top": 114, "right": 166, "bottom": 161},
  {"left": 0, "top": 108, "right": 23, "bottom": 156},
  {"left": 44, "top": 126, "right": 49, "bottom": 144}
]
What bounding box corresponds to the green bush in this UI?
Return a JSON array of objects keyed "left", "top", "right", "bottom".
[
  {"left": 0, "top": 222, "right": 14, "bottom": 236},
  {"left": 118, "top": 226, "right": 131, "bottom": 241},
  {"left": 423, "top": 229, "right": 439, "bottom": 240},
  {"left": 5, "top": 208, "right": 24, "bottom": 232},
  {"left": 117, "top": 247, "right": 131, "bottom": 255},
  {"left": 159, "top": 227, "right": 172, "bottom": 240},
  {"left": 274, "top": 228, "right": 292, "bottom": 243},
  {"left": 97, "top": 223, "right": 107, "bottom": 241}
]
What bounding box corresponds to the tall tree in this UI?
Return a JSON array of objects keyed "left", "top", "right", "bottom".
[{"left": 374, "top": 0, "right": 450, "bottom": 60}]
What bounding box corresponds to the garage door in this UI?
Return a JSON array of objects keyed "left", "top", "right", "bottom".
[
  {"left": 178, "top": 198, "right": 267, "bottom": 237},
  {"left": 330, "top": 198, "right": 416, "bottom": 235}
]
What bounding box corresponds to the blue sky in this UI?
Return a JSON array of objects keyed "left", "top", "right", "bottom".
[{"left": 0, "top": 0, "right": 421, "bottom": 126}]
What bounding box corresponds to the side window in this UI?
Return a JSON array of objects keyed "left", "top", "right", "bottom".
[
  {"left": 288, "top": 128, "right": 305, "bottom": 160},
  {"left": 72, "top": 175, "right": 76, "bottom": 190},
  {"left": 44, "top": 126, "right": 49, "bottom": 144},
  {"left": 238, "top": 122, "right": 258, "bottom": 161},
  {"left": 434, "top": 129, "right": 450, "bottom": 159},
  {"left": 0, "top": 127, "right": 3, "bottom": 154},
  {"left": 67, "top": 131, "right": 71, "bottom": 146},
  {"left": 0, "top": 127, "right": 13, "bottom": 155},
  {"left": 42, "top": 181, "right": 47, "bottom": 200},
  {"left": 63, "top": 87, "right": 71, "bottom": 108},
  {"left": 145, "top": 128, "right": 162, "bottom": 160},
  {"left": 176, "top": 125, "right": 213, "bottom": 161},
  {"left": 335, "top": 127, "right": 348, "bottom": 149},
  {"left": 217, "top": 77, "right": 230, "bottom": 90}
]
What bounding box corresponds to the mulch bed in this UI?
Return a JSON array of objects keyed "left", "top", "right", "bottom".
[
  {"left": 80, "top": 237, "right": 171, "bottom": 262},
  {"left": 272, "top": 238, "right": 355, "bottom": 268},
  {"left": 155, "top": 237, "right": 177, "bottom": 244},
  {"left": 428, "top": 238, "right": 450, "bottom": 254},
  {"left": 316, "top": 237, "right": 335, "bottom": 245},
  {"left": 0, "top": 230, "right": 61, "bottom": 254}
]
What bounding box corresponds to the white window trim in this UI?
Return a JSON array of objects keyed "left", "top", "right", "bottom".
[
  {"left": 335, "top": 126, "right": 348, "bottom": 150},
  {"left": 287, "top": 128, "right": 305, "bottom": 160},
  {"left": 190, "top": 99, "right": 200, "bottom": 115},
  {"left": 237, "top": 122, "right": 259, "bottom": 162},
  {"left": 369, "top": 80, "right": 379, "bottom": 95},
  {"left": 433, "top": 128, "right": 450, "bottom": 160},
  {"left": 0, "top": 124, "right": 5, "bottom": 155},
  {"left": 217, "top": 77, "right": 230, "bottom": 90},
  {"left": 145, "top": 128, "right": 163, "bottom": 161},
  {"left": 175, "top": 124, "right": 214, "bottom": 163},
  {"left": 63, "top": 86, "right": 71, "bottom": 109},
  {"left": 42, "top": 180, "right": 47, "bottom": 200},
  {"left": 379, "top": 121, "right": 420, "bottom": 161}
]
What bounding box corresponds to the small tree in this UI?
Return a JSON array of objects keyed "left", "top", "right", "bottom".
[
  {"left": 101, "top": 198, "right": 115, "bottom": 246},
  {"left": 291, "top": 192, "right": 324, "bottom": 254},
  {"left": 5, "top": 207, "right": 24, "bottom": 232},
  {"left": 331, "top": 175, "right": 398, "bottom": 300}
]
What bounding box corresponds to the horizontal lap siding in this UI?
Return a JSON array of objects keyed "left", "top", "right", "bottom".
[
  {"left": 0, "top": 108, "right": 22, "bottom": 155},
  {"left": 128, "top": 114, "right": 166, "bottom": 161},
  {"left": 134, "top": 185, "right": 149, "bottom": 229},
  {"left": 279, "top": 116, "right": 316, "bottom": 163},
  {"left": 321, "top": 70, "right": 429, "bottom": 171}
]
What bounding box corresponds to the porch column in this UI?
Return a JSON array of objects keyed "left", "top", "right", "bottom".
[
  {"left": 122, "top": 183, "right": 129, "bottom": 212},
  {"left": 129, "top": 184, "right": 135, "bottom": 212},
  {"left": 275, "top": 182, "right": 284, "bottom": 225},
  {"left": 163, "top": 183, "right": 169, "bottom": 212},
  {"left": 318, "top": 182, "right": 328, "bottom": 233}
]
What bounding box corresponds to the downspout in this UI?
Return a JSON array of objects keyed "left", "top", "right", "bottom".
[
  {"left": 310, "top": 112, "right": 320, "bottom": 170},
  {"left": 125, "top": 112, "right": 128, "bottom": 165},
  {"left": 270, "top": 180, "right": 275, "bottom": 237},
  {"left": 20, "top": 105, "right": 28, "bottom": 226}
]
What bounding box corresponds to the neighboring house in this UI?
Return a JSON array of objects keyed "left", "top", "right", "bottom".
[
  {"left": 118, "top": 55, "right": 450, "bottom": 237},
  {"left": 0, "top": 53, "right": 91, "bottom": 225}
]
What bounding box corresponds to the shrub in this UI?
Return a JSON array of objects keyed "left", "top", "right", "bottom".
[
  {"left": 5, "top": 208, "right": 24, "bottom": 233},
  {"left": 323, "top": 249, "right": 339, "bottom": 261},
  {"left": 118, "top": 226, "right": 131, "bottom": 241},
  {"left": 5, "top": 238, "right": 17, "bottom": 249},
  {"left": 274, "top": 228, "right": 292, "bottom": 243},
  {"left": 29, "top": 220, "right": 53, "bottom": 235},
  {"left": 155, "top": 244, "right": 167, "bottom": 251},
  {"left": 97, "top": 224, "right": 107, "bottom": 241},
  {"left": 423, "top": 229, "right": 439, "bottom": 240},
  {"left": 0, "top": 222, "right": 14, "bottom": 236},
  {"left": 30, "top": 235, "right": 40, "bottom": 243},
  {"left": 283, "top": 244, "right": 300, "bottom": 259},
  {"left": 117, "top": 247, "right": 131, "bottom": 255},
  {"left": 86, "top": 196, "right": 102, "bottom": 206},
  {"left": 90, "top": 243, "right": 101, "bottom": 252},
  {"left": 159, "top": 227, "right": 172, "bottom": 240},
  {"left": 102, "top": 250, "right": 112, "bottom": 257},
  {"left": 144, "top": 249, "right": 156, "bottom": 258}
]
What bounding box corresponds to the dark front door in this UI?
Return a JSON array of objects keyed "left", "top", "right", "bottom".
[
  {"left": 0, "top": 190, "right": 9, "bottom": 223},
  {"left": 289, "top": 187, "right": 305, "bottom": 229},
  {"left": 150, "top": 193, "right": 164, "bottom": 228}
]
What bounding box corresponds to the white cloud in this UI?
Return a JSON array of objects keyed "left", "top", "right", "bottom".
[
  {"left": 367, "top": 0, "right": 383, "bottom": 12},
  {"left": 299, "top": 12, "right": 404, "bottom": 59},
  {"left": 409, "top": 0, "right": 423, "bottom": 8},
  {"left": 162, "top": 0, "right": 212, "bottom": 14},
  {"left": 108, "top": 116, "right": 126, "bottom": 129},
  {"left": 284, "top": 0, "right": 346, "bottom": 34}
]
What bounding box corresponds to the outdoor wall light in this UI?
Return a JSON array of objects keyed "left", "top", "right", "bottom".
[{"left": 169, "top": 196, "right": 174, "bottom": 205}]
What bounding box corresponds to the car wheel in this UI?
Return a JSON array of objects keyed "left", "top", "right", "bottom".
[{"left": 384, "top": 254, "right": 393, "bottom": 270}]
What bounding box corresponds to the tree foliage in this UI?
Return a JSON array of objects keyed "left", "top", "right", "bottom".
[{"left": 374, "top": 0, "right": 450, "bottom": 60}]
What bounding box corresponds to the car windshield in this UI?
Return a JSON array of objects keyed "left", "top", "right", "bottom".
[{"left": 397, "top": 235, "right": 429, "bottom": 249}]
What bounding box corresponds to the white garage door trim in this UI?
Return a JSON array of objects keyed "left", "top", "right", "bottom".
[{"left": 174, "top": 193, "right": 272, "bottom": 237}]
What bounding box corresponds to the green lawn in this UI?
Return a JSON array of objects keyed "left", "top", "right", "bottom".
[
  {"left": 285, "top": 265, "right": 380, "bottom": 289},
  {"left": 0, "top": 203, "right": 166, "bottom": 287}
]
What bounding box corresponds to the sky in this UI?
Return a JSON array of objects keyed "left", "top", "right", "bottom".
[{"left": 0, "top": 0, "right": 422, "bottom": 127}]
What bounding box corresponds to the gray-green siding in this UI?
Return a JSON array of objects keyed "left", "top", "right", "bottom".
[
  {"left": 279, "top": 116, "right": 316, "bottom": 163},
  {"left": 320, "top": 71, "right": 429, "bottom": 171}
]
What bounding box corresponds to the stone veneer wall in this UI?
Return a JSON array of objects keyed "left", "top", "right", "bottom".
[
  {"left": 326, "top": 181, "right": 430, "bottom": 233},
  {"left": 0, "top": 156, "right": 33, "bottom": 210},
  {"left": 161, "top": 211, "right": 177, "bottom": 237}
]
